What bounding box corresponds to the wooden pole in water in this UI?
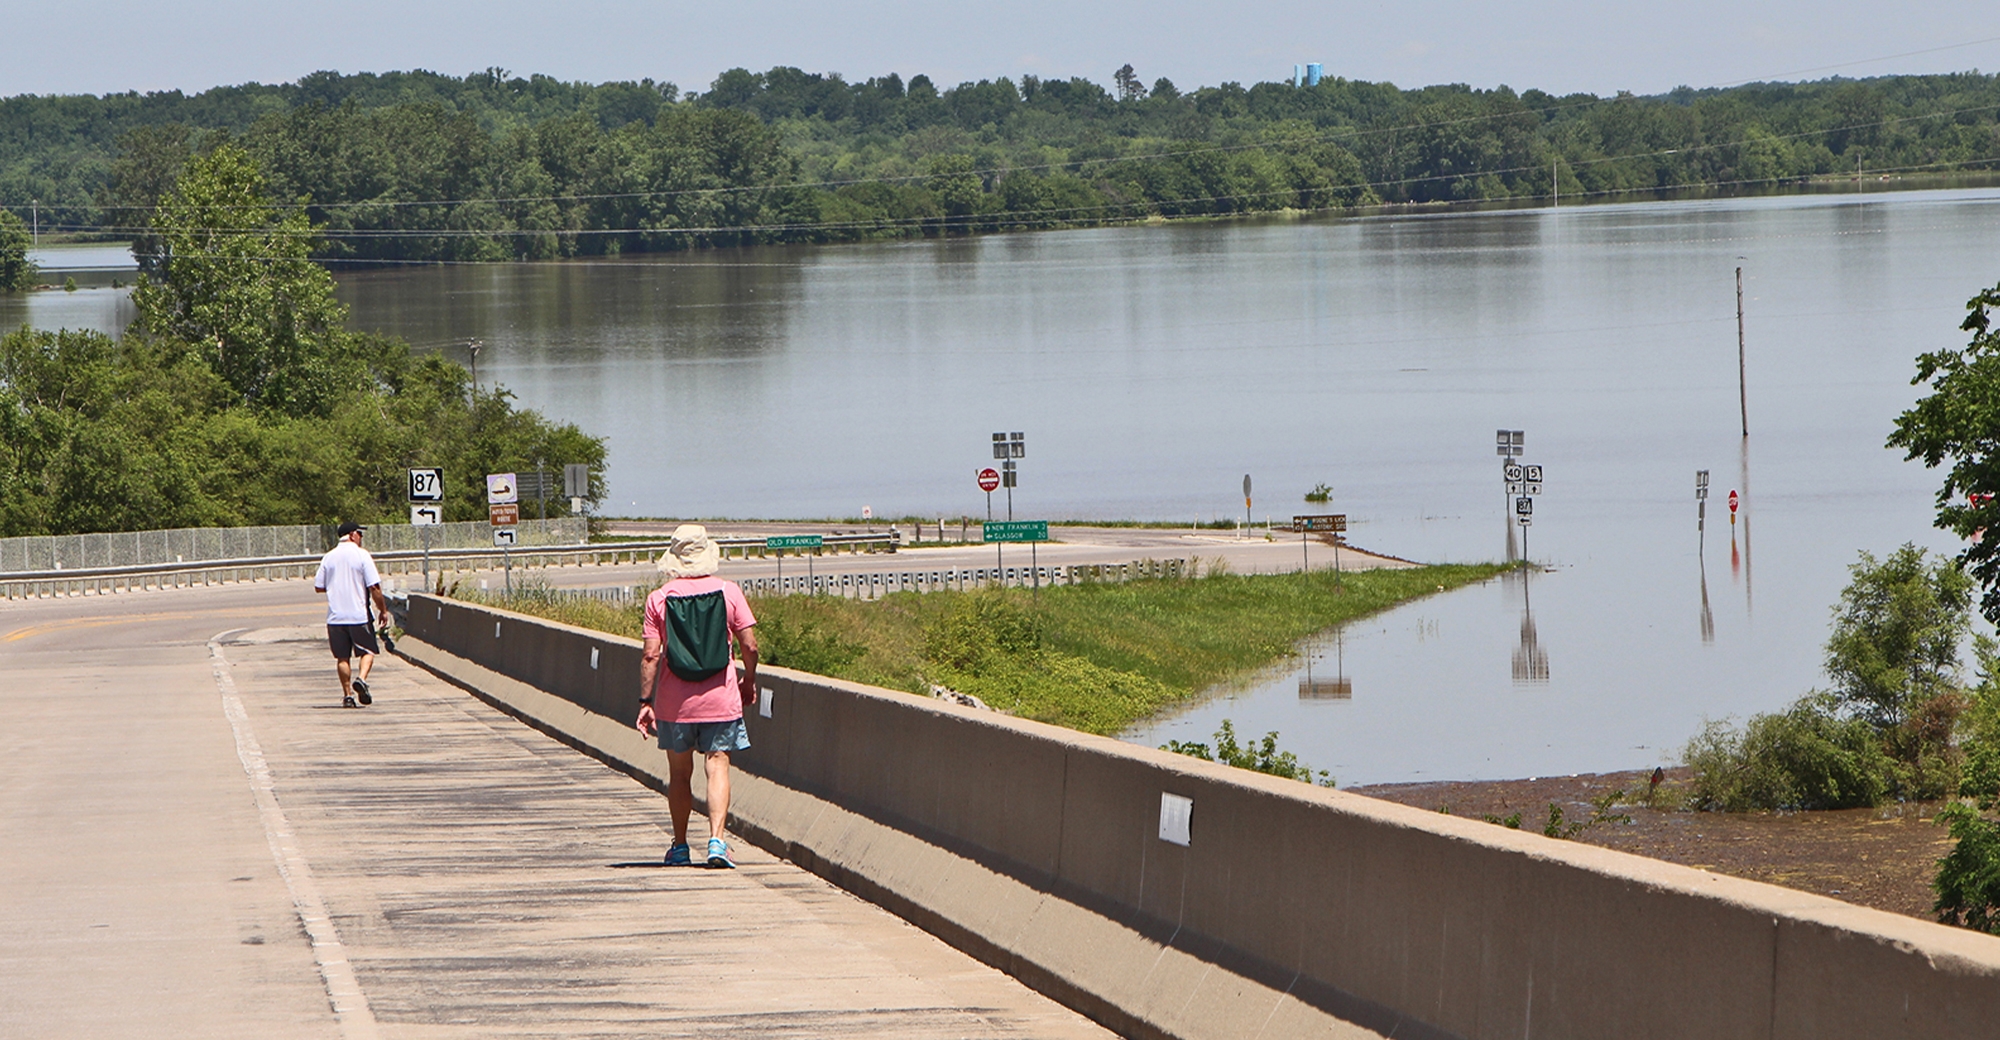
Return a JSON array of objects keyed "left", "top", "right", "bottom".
[{"left": 1736, "top": 266, "right": 1748, "bottom": 437}]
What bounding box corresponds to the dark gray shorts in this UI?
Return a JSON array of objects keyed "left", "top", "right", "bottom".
[
  {"left": 327, "top": 623, "right": 379, "bottom": 660},
  {"left": 660, "top": 718, "right": 750, "bottom": 755}
]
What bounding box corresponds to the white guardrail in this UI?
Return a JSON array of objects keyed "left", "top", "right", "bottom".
[
  {"left": 490, "top": 558, "right": 1195, "bottom": 606},
  {"left": 0, "top": 534, "right": 901, "bottom": 601}
]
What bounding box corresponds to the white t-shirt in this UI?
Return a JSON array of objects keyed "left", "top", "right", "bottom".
[{"left": 315, "top": 540, "right": 381, "bottom": 625}]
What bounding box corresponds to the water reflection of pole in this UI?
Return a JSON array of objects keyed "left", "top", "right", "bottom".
[
  {"left": 1299, "top": 627, "right": 1352, "bottom": 700},
  {"left": 1511, "top": 568, "right": 1550, "bottom": 683},
  {"left": 1699, "top": 556, "right": 1715, "bottom": 644},
  {"left": 1739, "top": 436, "right": 1753, "bottom": 618}
]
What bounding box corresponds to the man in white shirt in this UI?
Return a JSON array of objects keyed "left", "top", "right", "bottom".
[{"left": 314, "top": 521, "right": 388, "bottom": 708}]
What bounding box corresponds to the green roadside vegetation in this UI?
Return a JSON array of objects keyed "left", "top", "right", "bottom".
[
  {"left": 6, "top": 68, "right": 2000, "bottom": 263},
  {"left": 0, "top": 145, "right": 605, "bottom": 537},
  {"left": 466, "top": 561, "right": 1508, "bottom": 737}
]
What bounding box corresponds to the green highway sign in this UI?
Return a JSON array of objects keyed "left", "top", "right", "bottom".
[
  {"left": 983, "top": 520, "right": 1048, "bottom": 543},
  {"left": 766, "top": 535, "right": 824, "bottom": 550}
]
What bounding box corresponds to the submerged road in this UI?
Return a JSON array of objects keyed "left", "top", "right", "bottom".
[{"left": 0, "top": 582, "right": 1112, "bottom": 1038}]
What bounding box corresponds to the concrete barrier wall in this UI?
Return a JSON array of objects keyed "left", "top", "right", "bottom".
[{"left": 399, "top": 593, "right": 2000, "bottom": 1040}]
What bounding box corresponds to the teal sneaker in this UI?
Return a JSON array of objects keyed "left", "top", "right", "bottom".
[
  {"left": 664, "top": 842, "right": 692, "bottom": 867},
  {"left": 706, "top": 837, "right": 734, "bottom": 869}
]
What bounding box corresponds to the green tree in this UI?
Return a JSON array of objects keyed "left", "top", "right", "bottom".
[
  {"left": 924, "top": 154, "right": 982, "bottom": 227},
  {"left": 0, "top": 145, "right": 608, "bottom": 537},
  {"left": 131, "top": 145, "right": 356, "bottom": 416},
  {"left": 102, "top": 123, "right": 201, "bottom": 277},
  {"left": 1891, "top": 281, "right": 2000, "bottom": 624},
  {"left": 1824, "top": 544, "right": 1972, "bottom": 726},
  {"left": 1114, "top": 64, "right": 1143, "bottom": 103},
  {"left": 0, "top": 210, "right": 34, "bottom": 291},
  {"left": 1933, "top": 803, "right": 2000, "bottom": 933}
]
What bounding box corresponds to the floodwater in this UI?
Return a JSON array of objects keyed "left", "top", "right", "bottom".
[{"left": 8, "top": 187, "right": 1999, "bottom": 783}]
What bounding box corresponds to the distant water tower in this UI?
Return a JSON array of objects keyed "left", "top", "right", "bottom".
[
  {"left": 1294, "top": 64, "right": 1304, "bottom": 87},
  {"left": 1294, "top": 63, "right": 1324, "bottom": 87},
  {"left": 1306, "top": 63, "right": 1323, "bottom": 86}
]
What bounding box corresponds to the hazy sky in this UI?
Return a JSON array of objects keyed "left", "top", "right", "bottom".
[{"left": 5, "top": 1, "right": 1998, "bottom": 99}]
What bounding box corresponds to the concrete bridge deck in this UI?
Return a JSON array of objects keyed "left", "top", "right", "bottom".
[{"left": 0, "top": 585, "right": 1112, "bottom": 1038}]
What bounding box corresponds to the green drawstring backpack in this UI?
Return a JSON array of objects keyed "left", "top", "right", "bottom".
[{"left": 664, "top": 589, "right": 731, "bottom": 681}]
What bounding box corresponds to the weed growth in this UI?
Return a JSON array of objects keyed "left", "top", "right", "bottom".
[
  {"left": 1542, "top": 790, "right": 1634, "bottom": 838},
  {"left": 1162, "top": 719, "right": 1334, "bottom": 786}
]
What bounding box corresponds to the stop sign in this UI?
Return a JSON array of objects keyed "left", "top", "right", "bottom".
[
  {"left": 978, "top": 468, "right": 1001, "bottom": 492},
  {"left": 1728, "top": 490, "right": 1739, "bottom": 513}
]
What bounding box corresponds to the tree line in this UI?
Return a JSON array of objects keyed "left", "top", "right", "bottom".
[
  {"left": 0, "top": 146, "right": 604, "bottom": 537},
  {"left": 4, "top": 66, "right": 1999, "bottom": 265}
]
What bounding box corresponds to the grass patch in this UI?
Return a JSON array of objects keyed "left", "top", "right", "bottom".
[{"left": 464, "top": 562, "right": 1509, "bottom": 736}]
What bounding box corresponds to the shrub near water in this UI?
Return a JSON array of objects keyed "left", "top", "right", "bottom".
[
  {"left": 1164, "top": 719, "right": 1334, "bottom": 786},
  {"left": 1683, "top": 545, "right": 1972, "bottom": 811},
  {"left": 1934, "top": 803, "right": 2000, "bottom": 933},
  {"left": 1684, "top": 694, "right": 1892, "bottom": 812}
]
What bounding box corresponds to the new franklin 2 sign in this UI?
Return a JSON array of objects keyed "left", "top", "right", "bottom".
[{"left": 982, "top": 521, "right": 1048, "bottom": 543}]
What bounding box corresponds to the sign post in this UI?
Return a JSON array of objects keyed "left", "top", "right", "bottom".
[
  {"left": 766, "top": 534, "right": 823, "bottom": 594},
  {"left": 1243, "top": 474, "right": 1253, "bottom": 540},
  {"left": 992, "top": 432, "right": 1024, "bottom": 521},
  {"left": 1497, "top": 430, "right": 1524, "bottom": 559},
  {"left": 408, "top": 467, "right": 443, "bottom": 588},
  {"left": 1293, "top": 514, "right": 1347, "bottom": 581},
  {"left": 1696, "top": 469, "right": 1710, "bottom": 557},
  {"left": 488, "top": 473, "right": 519, "bottom": 595},
  {"left": 977, "top": 467, "right": 1000, "bottom": 521},
  {"left": 983, "top": 520, "right": 1047, "bottom": 588}
]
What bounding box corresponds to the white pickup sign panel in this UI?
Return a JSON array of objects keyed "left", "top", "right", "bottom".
[{"left": 1159, "top": 793, "right": 1193, "bottom": 846}]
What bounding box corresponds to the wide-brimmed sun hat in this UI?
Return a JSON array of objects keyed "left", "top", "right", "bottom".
[{"left": 658, "top": 523, "right": 722, "bottom": 580}]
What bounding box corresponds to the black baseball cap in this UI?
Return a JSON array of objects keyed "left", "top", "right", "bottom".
[{"left": 337, "top": 521, "right": 367, "bottom": 537}]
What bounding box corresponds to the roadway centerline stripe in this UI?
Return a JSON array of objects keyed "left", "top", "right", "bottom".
[{"left": 210, "top": 633, "right": 381, "bottom": 1040}]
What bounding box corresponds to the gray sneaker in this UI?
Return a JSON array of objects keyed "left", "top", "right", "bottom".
[{"left": 351, "top": 678, "right": 371, "bottom": 706}]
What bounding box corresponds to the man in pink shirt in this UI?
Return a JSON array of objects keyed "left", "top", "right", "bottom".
[{"left": 635, "top": 524, "right": 758, "bottom": 868}]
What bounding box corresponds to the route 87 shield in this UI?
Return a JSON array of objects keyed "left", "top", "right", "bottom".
[{"left": 408, "top": 467, "right": 443, "bottom": 502}]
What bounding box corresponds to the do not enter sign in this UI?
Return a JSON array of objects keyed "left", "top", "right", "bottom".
[
  {"left": 978, "top": 468, "right": 1001, "bottom": 492},
  {"left": 1728, "top": 490, "right": 1739, "bottom": 514}
]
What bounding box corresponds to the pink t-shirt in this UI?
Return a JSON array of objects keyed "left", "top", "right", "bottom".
[{"left": 642, "top": 576, "right": 756, "bottom": 723}]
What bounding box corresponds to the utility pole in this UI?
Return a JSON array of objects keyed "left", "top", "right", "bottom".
[
  {"left": 468, "top": 338, "right": 483, "bottom": 398},
  {"left": 1551, "top": 159, "right": 1557, "bottom": 208},
  {"left": 30, "top": 199, "right": 37, "bottom": 247},
  {"left": 1736, "top": 266, "right": 1748, "bottom": 437}
]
